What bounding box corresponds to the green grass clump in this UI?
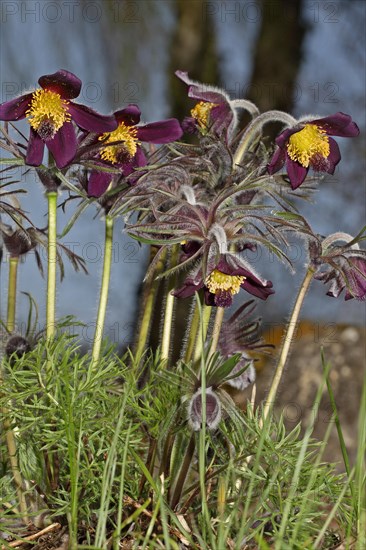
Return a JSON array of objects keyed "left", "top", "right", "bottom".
[{"left": 1, "top": 332, "right": 364, "bottom": 549}]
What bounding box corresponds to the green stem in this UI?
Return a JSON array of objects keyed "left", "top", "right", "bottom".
[
  {"left": 134, "top": 247, "right": 166, "bottom": 359},
  {"left": 170, "top": 433, "right": 195, "bottom": 510},
  {"left": 183, "top": 304, "right": 200, "bottom": 363},
  {"left": 209, "top": 306, "right": 225, "bottom": 358},
  {"left": 6, "top": 256, "right": 19, "bottom": 333},
  {"left": 91, "top": 216, "right": 114, "bottom": 366},
  {"left": 2, "top": 413, "right": 28, "bottom": 522},
  {"left": 46, "top": 192, "right": 58, "bottom": 339},
  {"left": 263, "top": 267, "right": 315, "bottom": 419},
  {"left": 3, "top": 255, "right": 27, "bottom": 517},
  {"left": 193, "top": 304, "right": 212, "bottom": 363},
  {"left": 161, "top": 245, "right": 179, "bottom": 363}
]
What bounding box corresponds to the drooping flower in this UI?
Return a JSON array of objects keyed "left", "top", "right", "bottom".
[
  {"left": 188, "top": 387, "right": 222, "bottom": 431},
  {"left": 86, "top": 104, "right": 183, "bottom": 197},
  {"left": 313, "top": 249, "right": 366, "bottom": 301},
  {"left": 175, "top": 70, "right": 236, "bottom": 138},
  {"left": 268, "top": 112, "right": 360, "bottom": 189},
  {"left": 0, "top": 70, "right": 117, "bottom": 169},
  {"left": 173, "top": 253, "right": 274, "bottom": 307}
]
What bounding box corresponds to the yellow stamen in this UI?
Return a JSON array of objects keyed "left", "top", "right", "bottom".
[
  {"left": 287, "top": 124, "right": 330, "bottom": 168},
  {"left": 205, "top": 269, "right": 245, "bottom": 296},
  {"left": 26, "top": 89, "right": 70, "bottom": 134},
  {"left": 99, "top": 122, "right": 139, "bottom": 164},
  {"left": 191, "top": 101, "right": 217, "bottom": 129}
]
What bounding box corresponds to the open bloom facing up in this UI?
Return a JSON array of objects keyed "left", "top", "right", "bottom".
[
  {"left": 173, "top": 253, "right": 274, "bottom": 307},
  {"left": 0, "top": 70, "right": 117, "bottom": 169},
  {"left": 175, "top": 70, "right": 236, "bottom": 138},
  {"left": 87, "top": 104, "right": 183, "bottom": 197},
  {"left": 268, "top": 112, "right": 360, "bottom": 189}
]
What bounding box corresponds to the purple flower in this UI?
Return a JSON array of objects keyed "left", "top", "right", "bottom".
[
  {"left": 175, "top": 70, "right": 236, "bottom": 137},
  {"left": 173, "top": 253, "right": 274, "bottom": 307},
  {"left": 87, "top": 104, "right": 183, "bottom": 197},
  {"left": 314, "top": 254, "right": 366, "bottom": 301},
  {"left": 268, "top": 112, "right": 360, "bottom": 189},
  {"left": 0, "top": 70, "right": 117, "bottom": 169}
]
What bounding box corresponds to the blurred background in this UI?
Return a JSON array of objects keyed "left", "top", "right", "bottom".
[{"left": 1, "top": 0, "right": 365, "bottom": 348}]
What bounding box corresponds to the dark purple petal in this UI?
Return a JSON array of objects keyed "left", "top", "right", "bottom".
[
  {"left": 175, "top": 70, "right": 226, "bottom": 104},
  {"left": 87, "top": 171, "right": 113, "bottom": 198},
  {"left": 268, "top": 146, "right": 286, "bottom": 174},
  {"left": 275, "top": 127, "right": 298, "bottom": 149},
  {"left": 323, "top": 138, "right": 341, "bottom": 174},
  {"left": 25, "top": 129, "right": 45, "bottom": 166},
  {"left": 241, "top": 279, "right": 274, "bottom": 300},
  {"left": 345, "top": 258, "right": 366, "bottom": 300},
  {"left": 214, "top": 254, "right": 275, "bottom": 301},
  {"left": 286, "top": 157, "right": 308, "bottom": 190},
  {"left": 181, "top": 116, "right": 198, "bottom": 134},
  {"left": 114, "top": 104, "right": 141, "bottom": 126},
  {"left": 0, "top": 93, "right": 33, "bottom": 121},
  {"left": 209, "top": 103, "right": 234, "bottom": 135},
  {"left": 38, "top": 70, "right": 82, "bottom": 99},
  {"left": 120, "top": 146, "right": 148, "bottom": 179},
  {"left": 137, "top": 119, "right": 183, "bottom": 143},
  {"left": 172, "top": 277, "right": 204, "bottom": 299},
  {"left": 68, "top": 103, "right": 117, "bottom": 133},
  {"left": 46, "top": 122, "right": 77, "bottom": 168},
  {"left": 310, "top": 112, "right": 360, "bottom": 137}
]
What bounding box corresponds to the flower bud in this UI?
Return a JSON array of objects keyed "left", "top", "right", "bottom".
[
  {"left": 5, "top": 335, "right": 31, "bottom": 359},
  {"left": 0, "top": 224, "right": 36, "bottom": 257},
  {"left": 188, "top": 387, "right": 221, "bottom": 431},
  {"left": 226, "top": 359, "right": 256, "bottom": 391}
]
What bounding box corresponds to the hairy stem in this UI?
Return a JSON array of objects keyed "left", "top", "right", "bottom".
[
  {"left": 6, "top": 256, "right": 19, "bottom": 333},
  {"left": 91, "top": 216, "right": 114, "bottom": 366},
  {"left": 193, "top": 304, "right": 212, "bottom": 363},
  {"left": 263, "top": 267, "right": 315, "bottom": 419},
  {"left": 161, "top": 245, "right": 179, "bottom": 363},
  {"left": 134, "top": 247, "right": 166, "bottom": 359},
  {"left": 46, "top": 192, "right": 58, "bottom": 339},
  {"left": 233, "top": 110, "right": 297, "bottom": 168},
  {"left": 184, "top": 304, "right": 200, "bottom": 363},
  {"left": 209, "top": 306, "right": 225, "bottom": 357}
]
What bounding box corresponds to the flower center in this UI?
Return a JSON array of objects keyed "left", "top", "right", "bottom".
[
  {"left": 191, "top": 101, "right": 217, "bottom": 129},
  {"left": 205, "top": 269, "right": 245, "bottom": 296},
  {"left": 26, "top": 89, "right": 70, "bottom": 140},
  {"left": 99, "top": 122, "right": 139, "bottom": 164},
  {"left": 287, "top": 124, "right": 330, "bottom": 168}
]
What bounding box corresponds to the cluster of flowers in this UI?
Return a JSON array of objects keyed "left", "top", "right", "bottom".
[{"left": 1, "top": 69, "right": 364, "bottom": 431}]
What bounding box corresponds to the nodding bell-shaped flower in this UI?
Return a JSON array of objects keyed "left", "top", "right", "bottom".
[
  {"left": 188, "top": 387, "right": 222, "bottom": 431},
  {"left": 268, "top": 112, "right": 359, "bottom": 189},
  {"left": 310, "top": 232, "right": 366, "bottom": 301},
  {"left": 0, "top": 223, "right": 37, "bottom": 257},
  {"left": 0, "top": 69, "right": 117, "bottom": 169},
  {"left": 175, "top": 70, "right": 237, "bottom": 138},
  {"left": 173, "top": 253, "right": 274, "bottom": 307}
]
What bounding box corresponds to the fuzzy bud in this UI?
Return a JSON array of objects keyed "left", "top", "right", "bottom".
[
  {"left": 188, "top": 387, "right": 222, "bottom": 431},
  {"left": 6, "top": 335, "right": 31, "bottom": 359}
]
